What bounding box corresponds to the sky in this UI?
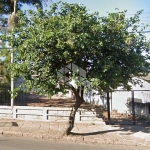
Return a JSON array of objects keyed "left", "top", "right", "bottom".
[{"left": 23, "top": 0, "right": 150, "bottom": 39}]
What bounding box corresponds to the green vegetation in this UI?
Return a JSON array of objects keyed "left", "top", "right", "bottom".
[
  {"left": 0, "top": 0, "right": 51, "bottom": 14},
  {"left": 0, "top": 0, "right": 51, "bottom": 83},
  {"left": 1, "top": 1, "right": 150, "bottom": 135}
]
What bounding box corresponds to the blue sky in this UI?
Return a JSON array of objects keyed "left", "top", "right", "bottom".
[
  {"left": 22, "top": 0, "right": 150, "bottom": 39},
  {"left": 24, "top": 0, "right": 150, "bottom": 18},
  {"left": 53, "top": 0, "right": 150, "bottom": 16}
]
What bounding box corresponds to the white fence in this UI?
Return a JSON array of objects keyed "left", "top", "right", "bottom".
[
  {"left": 0, "top": 106, "right": 12, "bottom": 118},
  {"left": 0, "top": 106, "right": 104, "bottom": 123}
]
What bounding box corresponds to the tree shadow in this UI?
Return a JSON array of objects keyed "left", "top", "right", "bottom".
[
  {"left": 11, "top": 122, "right": 18, "bottom": 126},
  {"left": 118, "top": 124, "right": 150, "bottom": 134},
  {"left": 70, "top": 129, "right": 122, "bottom": 136},
  {"left": 70, "top": 124, "right": 150, "bottom": 136},
  {"left": 0, "top": 122, "right": 18, "bottom": 127}
]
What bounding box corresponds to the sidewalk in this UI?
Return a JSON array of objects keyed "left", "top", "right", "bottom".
[{"left": 0, "top": 118, "right": 150, "bottom": 147}]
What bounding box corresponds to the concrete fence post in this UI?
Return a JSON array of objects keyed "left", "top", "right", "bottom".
[
  {"left": 43, "top": 109, "right": 48, "bottom": 121},
  {"left": 13, "top": 107, "right": 17, "bottom": 119},
  {"left": 76, "top": 110, "right": 81, "bottom": 121}
]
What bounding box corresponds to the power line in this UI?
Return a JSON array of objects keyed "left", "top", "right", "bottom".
[
  {"left": 140, "top": 12, "right": 150, "bottom": 14},
  {"left": 140, "top": 16, "right": 150, "bottom": 18},
  {"left": 142, "top": 31, "right": 150, "bottom": 33},
  {"left": 126, "top": 12, "right": 150, "bottom": 15},
  {"left": 140, "top": 20, "right": 150, "bottom": 21}
]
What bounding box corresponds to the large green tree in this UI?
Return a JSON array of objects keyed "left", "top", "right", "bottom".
[
  {"left": 0, "top": 0, "right": 51, "bottom": 14},
  {"left": 1, "top": 2, "right": 150, "bottom": 135},
  {"left": 0, "top": 0, "right": 51, "bottom": 83},
  {"left": 0, "top": 0, "right": 52, "bottom": 31},
  {"left": 0, "top": 0, "right": 51, "bottom": 28}
]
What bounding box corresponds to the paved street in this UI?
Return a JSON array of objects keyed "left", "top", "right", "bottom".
[{"left": 0, "top": 134, "right": 150, "bottom": 150}]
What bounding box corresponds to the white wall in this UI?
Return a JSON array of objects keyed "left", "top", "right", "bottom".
[{"left": 0, "top": 106, "right": 104, "bottom": 123}]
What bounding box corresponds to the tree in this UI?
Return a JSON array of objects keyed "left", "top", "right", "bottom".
[
  {"left": 1, "top": 2, "right": 150, "bottom": 135},
  {"left": 0, "top": 0, "right": 51, "bottom": 28},
  {"left": 0, "top": 0, "right": 51, "bottom": 84},
  {"left": 0, "top": 0, "right": 51, "bottom": 14}
]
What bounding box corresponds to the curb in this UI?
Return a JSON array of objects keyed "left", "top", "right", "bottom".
[{"left": 1, "top": 129, "right": 150, "bottom": 147}]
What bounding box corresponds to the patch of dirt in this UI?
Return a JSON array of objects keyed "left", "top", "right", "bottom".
[{"left": 15, "top": 92, "right": 104, "bottom": 110}]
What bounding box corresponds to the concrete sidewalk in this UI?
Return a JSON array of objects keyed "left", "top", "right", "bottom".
[{"left": 0, "top": 118, "right": 150, "bottom": 147}]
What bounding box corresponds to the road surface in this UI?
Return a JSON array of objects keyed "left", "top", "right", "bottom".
[{"left": 0, "top": 135, "right": 149, "bottom": 150}]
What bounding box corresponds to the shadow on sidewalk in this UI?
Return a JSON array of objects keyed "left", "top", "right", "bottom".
[
  {"left": 0, "top": 122, "right": 18, "bottom": 127},
  {"left": 70, "top": 129, "right": 121, "bottom": 136},
  {"left": 117, "top": 125, "right": 150, "bottom": 134},
  {"left": 71, "top": 124, "right": 150, "bottom": 137}
]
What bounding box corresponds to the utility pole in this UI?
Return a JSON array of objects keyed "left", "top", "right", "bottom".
[
  {"left": 9, "top": 0, "right": 18, "bottom": 107},
  {"left": 107, "top": 92, "right": 110, "bottom": 124},
  {"left": 11, "top": 49, "right": 14, "bottom": 107}
]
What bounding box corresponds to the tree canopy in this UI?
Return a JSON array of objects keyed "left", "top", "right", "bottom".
[
  {"left": 0, "top": 0, "right": 51, "bottom": 84},
  {"left": 0, "top": 0, "right": 52, "bottom": 31},
  {"left": 0, "top": 0, "right": 51, "bottom": 14},
  {"left": 2, "top": 1, "right": 150, "bottom": 91},
  {"left": 1, "top": 1, "right": 150, "bottom": 134}
]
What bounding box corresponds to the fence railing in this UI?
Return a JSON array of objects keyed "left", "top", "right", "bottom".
[
  {"left": 1, "top": 88, "right": 150, "bottom": 125},
  {"left": 0, "top": 106, "right": 104, "bottom": 123},
  {"left": 105, "top": 90, "right": 150, "bottom": 125},
  {"left": 0, "top": 85, "right": 11, "bottom": 106}
]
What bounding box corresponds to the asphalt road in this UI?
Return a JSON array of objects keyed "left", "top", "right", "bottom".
[{"left": 0, "top": 135, "right": 149, "bottom": 150}]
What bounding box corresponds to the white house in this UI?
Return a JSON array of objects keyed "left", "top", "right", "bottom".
[{"left": 83, "top": 77, "right": 150, "bottom": 118}]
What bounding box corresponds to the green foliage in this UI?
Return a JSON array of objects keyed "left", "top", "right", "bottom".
[
  {"left": 0, "top": 0, "right": 51, "bottom": 83},
  {"left": 0, "top": 0, "right": 51, "bottom": 14},
  {"left": 0, "top": 0, "right": 51, "bottom": 33},
  {"left": 0, "top": 42, "right": 11, "bottom": 83},
  {"left": 1, "top": 1, "right": 150, "bottom": 95}
]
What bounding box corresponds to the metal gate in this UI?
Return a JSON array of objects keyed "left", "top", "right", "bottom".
[
  {"left": 0, "top": 84, "right": 11, "bottom": 106},
  {"left": 105, "top": 90, "right": 150, "bottom": 125}
]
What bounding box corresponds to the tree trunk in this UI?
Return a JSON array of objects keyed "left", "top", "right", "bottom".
[{"left": 62, "top": 86, "right": 84, "bottom": 135}]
